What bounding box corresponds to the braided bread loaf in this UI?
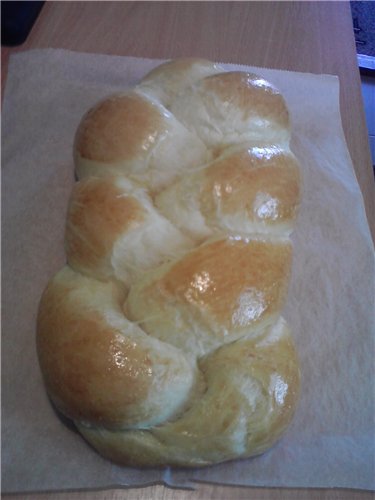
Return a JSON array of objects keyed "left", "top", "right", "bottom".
[{"left": 37, "top": 58, "right": 301, "bottom": 467}]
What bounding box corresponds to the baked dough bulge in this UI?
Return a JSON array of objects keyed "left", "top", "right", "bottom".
[{"left": 37, "top": 58, "right": 301, "bottom": 467}]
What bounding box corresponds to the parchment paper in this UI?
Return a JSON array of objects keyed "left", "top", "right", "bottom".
[{"left": 2, "top": 49, "right": 374, "bottom": 493}]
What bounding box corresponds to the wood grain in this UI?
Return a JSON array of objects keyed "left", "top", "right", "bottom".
[
  {"left": 2, "top": 2, "right": 374, "bottom": 499},
  {"left": 6, "top": 484, "right": 375, "bottom": 500}
]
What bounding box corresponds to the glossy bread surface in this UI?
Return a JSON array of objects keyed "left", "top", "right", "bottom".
[{"left": 37, "top": 57, "right": 301, "bottom": 467}]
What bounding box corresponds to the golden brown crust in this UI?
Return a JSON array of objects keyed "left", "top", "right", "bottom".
[
  {"left": 65, "top": 177, "right": 146, "bottom": 279},
  {"left": 202, "top": 72, "right": 289, "bottom": 128},
  {"left": 39, "top": 311, "right": 152, "bottom": 425},
  {"left": 38, "top": 58, "right": 302, "bottom": 467},
  {"left": 77, "top": 319, "right": 300, "bottom": 467},
  {"left": 125, "top": 238, "right": 292, "bottom": 359},
  {"left": 74, "top": 92, "right": 164, "bottom": 163},
  {"left": 37, "top": 267, "right": 197, "bottom": 430},
  {"left": 36, "top": 271, "right": 152, "bottom": 427},
  {"left": 152, "top": 238, "right": 291, "bottom": 330},
  {"left": 201, "top": 147, "right": 301, "bottom": 225}
]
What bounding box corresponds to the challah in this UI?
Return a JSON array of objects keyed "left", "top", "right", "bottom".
[{"left": 37, "top": 58, "right": 301, "bottom": 467}]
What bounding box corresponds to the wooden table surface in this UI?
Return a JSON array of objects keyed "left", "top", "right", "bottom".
[{"left": 2, "top": 2, "right": 374, "bottom": 499}]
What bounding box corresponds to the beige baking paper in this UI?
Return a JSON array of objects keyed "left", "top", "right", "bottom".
[{"left": 2, "top": 50, "right": 374, "bottom": 493}]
